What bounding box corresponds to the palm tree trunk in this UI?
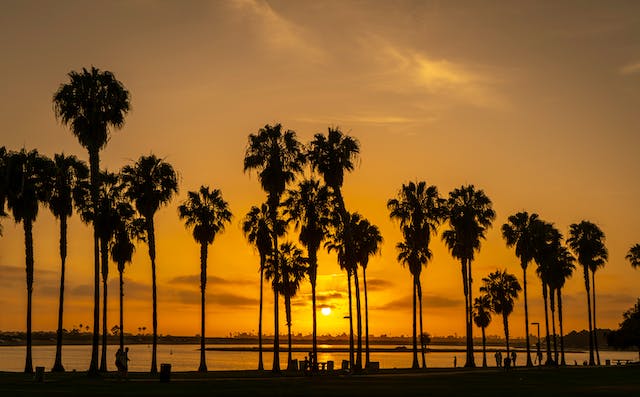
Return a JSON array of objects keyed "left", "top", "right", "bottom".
[
  {"left": 100, "top": 238, "right": 109, "bottom": 372},
  {"left": 147, "top": 217, "right": 159, "bottom": 374},
  {"left": 52, "top": 216, "right": 67, "bottom": 372},
  {"left": 269, "top": 196, "right": 281, "bottom": 373},
  {"left": 198, "top": 243, "right": 208, "bottom": 372},
  {"left": 466, "top": 259, "right": 475, "bottom": 368},
  {"left": 258, "top": 255, "right": 265, "bottom": 371},
  {"left": 411, "top": 276, "right": 418, "bottom": 369},
  {"left": 481, "top": 326, "right": 487, "bottom": 367},
  {"left": 460, "top": 259, "right": 473, "bottom": 367},
  {"left": 24, "top": 219, "right": 34, "bottom": 374},
  {"left": 88, "top": 148, "right": 100, "bottom": 376},
  {"left": 558, "top": 288, "right": 566, "bottom": 365},
  {"left": 583, "top": 266, "right": 595, "bottom": 365},
  {"left": 347, "top": 269, "right": 354, "bottom": 370},
  {"left": 309, "top": 250, "right": 318, "bottom": 371},
  {"left": 591, "top": 270, "right": 600, "bottom": 365},
  {"left": 522, "top": 263, "right": 533, "bottom": 367},
  {"left": 119, "top": 267, "right": 124, "bottom": 351},
  {"left": 503, "top": 314, "right": 510, "bottom": 359},
  {"left": 550, "top": 288, "right": 558, "bottom": 365},
  {"left": 363, "top": 266, "right": 370, "bottom": 368},
  {"left": 542, "top": 282, "right": 552, "bottom": 365},
  {"left": 353, "top": 266, "right": 363, "bottom": 371},
  {"left": 417, "top": 277, "right": 426, "bottom": 369},
  {"left": 286, "top": 295, "right": 293, "bottom": 370}
]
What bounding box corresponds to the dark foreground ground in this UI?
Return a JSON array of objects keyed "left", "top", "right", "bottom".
[{"left": 1, "top": 365, "right": 639, "bottom": 397}]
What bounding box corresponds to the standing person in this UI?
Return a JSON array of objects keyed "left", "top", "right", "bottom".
[
  {"left": 115, "top": 348, "right": 124, "bottom": 378},
  {"left": 122, "top": 347, "right": 130, "bottom": 378},
  {"left": 454, "top": 356, "right": 457, "bottom": 368},
  {"left": 511, "top": 350, "right": 517, "bottom": 367}
]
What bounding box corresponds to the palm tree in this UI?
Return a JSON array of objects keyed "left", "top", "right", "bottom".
[
  {"left": 242, "top": 204, "right": 275, "bottom": 371},
  {"left": 46, "top": 153, "right": 88, "bottom": 372},
  {"left": 53, "top": 67, "right": 130, "bottom": 375},
  {"left": 472, "top": 295, "right": 492, "bottom": 367},
  {"left": 627, "top": 244, "right": 640, "bottom": 269},
  {"left": 0, "top": 147, "right": 8, "bottom": 235},
  {"left": 121, "top": 155, "right": 179, "bottom": 373},
  {"left": 589, "top": 243, "right": 607, "bottom": 366},
  {"left": 265, "top": 242, "right": 308, "bottom": 369},
  {"left": 442, "top": 185, "right": 495, "bottom": 368},
  {"left": 308, "top": 127, "right": 360, "bottom": 369},
  {"left": 5, "top": 149, "right": 54, "bottom": 373},
  {"left": 480, "top": 269, "right": 521, "bottom": 359},
  {"left": 243, "top": 123, "right": 306, "bottom": 372},
  {"left": 283, "top": 178, "right": 332, "bottom": 370},
  {"left": 501, "top": 211, "right": 539, "bottom": 367},
  {"left": 550, "top": 246, "right": 575, "bottom": 365},
  {"left": 567, "top": 220, "right": 608, "bottom": 366},
  {"left": 387, "top": 181, "right": 443, "bottom": 368},
  {"left": 533, "top": 220, "right": 559, "bottom": 365},
  {"left": 353, "top": 216, "right": 383, "bottom": 368},
  {"left": 178, "top": 186, "right": 232, "bottom": 372},
  {"left": 109, "top": 194, "right": 141, "bottom": 352}
]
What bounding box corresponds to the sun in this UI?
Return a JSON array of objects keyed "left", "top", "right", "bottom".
[{"left": 321, "top": 307, "right": 331, "bottom": 316}]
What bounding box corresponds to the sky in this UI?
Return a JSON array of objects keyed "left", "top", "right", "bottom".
[{"left": 0, "top": 0, "right": 639, "bottom": 340}]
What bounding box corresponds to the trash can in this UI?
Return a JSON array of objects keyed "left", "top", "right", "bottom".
[
  {"left": 34, "top": 366, "right": 45, "bottom": 382},
  {"left": 327, "top": 360, "right": 334, "bottom": 371},
  {"left": 605, "top": 359, "right": 611, "bottom": 366},
  {"left": 160, "top": 363, "right": 171, "bottom": 382},
  {"left": 341, "top": 360, "right": 350, "bottom": 370}
]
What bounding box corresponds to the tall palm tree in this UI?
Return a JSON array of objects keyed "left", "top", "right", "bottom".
[
  {"left": 442, "top": 185, "right": 495, "bottom": 368},
  {"left": 47, "top": 153, "right": 88, "bottom": 372},
  {"left": 283, "top": 178, "right": 332, "bottom": 370},
  {"left": 353, "top": 216, "right": 383, "bottom": 368},
  {"left": 109, "top": 194, "right": 141, "bottom": 352},
  {"left": 179, "top": 186, "right": 232, "bottom": 372},
  {"left": 244, "top": 123, "right": 305, "bottom": 372},
  {"left": 265, "top": 242, "right": 308, "bottom": 369},
  {"left": 242, "top": 203, "right": 281, "bottom": 371},
  {"left": 550, "top": 245, "right": 575, "bottom": 365},
  {"left": 533, "top": 220, "right": 559, "bottom": 365},
  {"left": 627, "top": 244, "right": 640, "bottom": 269},
  {"left": 589, "top": 245, "right": 607, "bottom": 365},
  {"left": 53, "top": 66, "right": 130, "bottom": 375},
  {"left": 121, "top": 155, "right": 179, "bottom": 373},
  {"left": 387, "top": 181, "right": 443, "bottom": 368},
  {"left": 480, "top": 269, "right": 521, "bottom": 359},
  {"left": 567, "top": 220, "right": 607, "bottom": 366},
  {"left": 472, "top": 295, "right": 492, "bottom": 367},
  {"left": 308, "top": 127, "right": 360, "bottom": 369},
  {"left": 5, "top": 149, "right": 54, "bottom": 373},
  {"left": 0, "top": 147, "right": 8, "bottom": 235},
  {"left": 501, "top": 211, "right": 539, "bottom": 367}
]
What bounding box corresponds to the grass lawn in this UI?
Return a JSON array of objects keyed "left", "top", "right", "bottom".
[{"left": 0, "top": 365, "right": 638, "bottom": 396}]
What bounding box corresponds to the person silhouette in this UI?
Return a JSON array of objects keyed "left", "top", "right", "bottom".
[
  {"left": 453, "top": 356, "right": 457, "bottom": 368},
  {"left": 511, "top": 350, "right": 517, "bottom": 367}
]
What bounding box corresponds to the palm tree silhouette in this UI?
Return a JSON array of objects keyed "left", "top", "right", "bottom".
[
  {"left": 283, "top": 178, "right": 332, "bottom": 370},
  {"left": 242, "top": 204, "right": 284, "bottom": 370},
  {"left": 5, "top": 149, "right": 54, "bottom": 373},
  {"left": 567, "top": 220, "right": 608, "bottom": 366},
  {"left": 121, "top": 155, "right": 179, "bottom": 373},
  {"left": 178, "top": 186, "right": 232, "bottom": 372},
  {"left": 53, "top": 67, "right": 130, "bottom": 375},
  {"left": 109, "top": 191, "right": 141, "bottom": 352},
  {"left": 47, "top": 154, "right": 88, "bottom": 372},
  {"left": 472, "top": 295, "right": 492, "bottom": 367},
  {"left": 353, "top": 216, "right": 382, "bottom": 368},
  {"left": 442, "top": 185, "right": 495, "bottom": 368},
  {"left": 627, "top": 244, "right": 640, "bottom": 270},
  {"left": 0, "top": 147, "right": 8, "bottom": 238},
  {"left": 480, "top": 269, "right": 521, "bottom": 360},
  {"left": 308, "top": 127, "right": 360, "bottom": 369},
  {"left": 244, "top": 123, "right": 305, "bottom": 373},
  {"left": 533, "top": 220, "right": 559, "bottom": 365},
  {"left": 388, "top": 181, "right": 443, "bottom": 368},
  {"left": 501, "top": 211, "right": 540, "bottom": 367},
  {"left": 265, "top": 242, "right": 308, "bottom": 369},
  {"left": 553, "top": 245, "right": 574, "bottom": 365}
]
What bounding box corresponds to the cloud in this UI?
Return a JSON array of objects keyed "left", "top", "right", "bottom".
[
  {"left": 173, "top": 288, "right": 258, "bottom": 307},
  {"left": 619, "top": 61, "right": 640, "bottom": 75},
  {"left": 365, "top": 278, "right": 395, "bottom": 292},
  {"left": 374, "top": 294, "right": 462, "bottom": 311},
  {"left": 168, "top": 274, "right": 251, "bottom": 287}
]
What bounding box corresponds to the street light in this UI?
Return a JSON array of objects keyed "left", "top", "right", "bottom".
[{"left": 531, "top": 322, "right": 541, "bottom": 366}]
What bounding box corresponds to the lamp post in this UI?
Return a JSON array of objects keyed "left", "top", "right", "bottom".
[{"left": 531, "top": 322, "right": 541, "bottom": 366}]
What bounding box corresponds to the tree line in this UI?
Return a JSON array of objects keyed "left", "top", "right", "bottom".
[{"left": 1, "top": 66, "right": 639, "bottom": 375}]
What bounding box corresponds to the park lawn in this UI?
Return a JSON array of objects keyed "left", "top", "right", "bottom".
[{"left": 0, "top": 365, "right": 638, "bottom": 396}]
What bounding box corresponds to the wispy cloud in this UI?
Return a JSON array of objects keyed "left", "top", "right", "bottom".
[
  {"left": 374, "top": 294, "right": 462, "bottom": 311},
  {"left": 619, "top": 61, "right": 640, "bottom": 75}
]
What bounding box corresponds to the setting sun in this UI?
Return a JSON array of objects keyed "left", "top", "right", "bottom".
[{"left": 321, "top": 307, "right": 331, "bottom": 316}]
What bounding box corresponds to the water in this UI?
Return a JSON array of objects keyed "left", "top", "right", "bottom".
[{"left": 0, "top": 344, "right": 637, "bottom": 372}]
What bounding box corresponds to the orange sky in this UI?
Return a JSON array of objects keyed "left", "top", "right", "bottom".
[{"left": 1, "top": 0, "right": 639, "bottom": 339}]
